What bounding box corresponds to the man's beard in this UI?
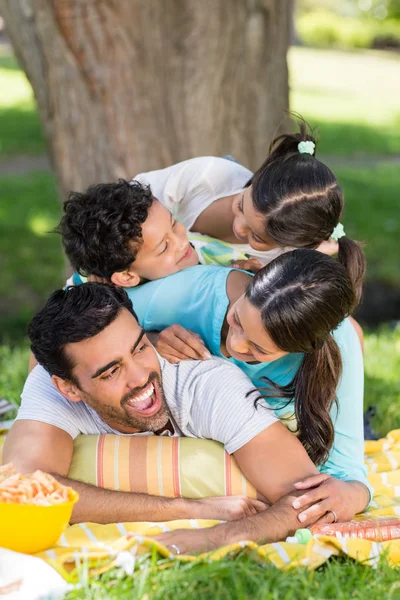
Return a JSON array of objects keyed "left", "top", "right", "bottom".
[{"left": 83, "top": 372, "right": 170, "bottom": 433}]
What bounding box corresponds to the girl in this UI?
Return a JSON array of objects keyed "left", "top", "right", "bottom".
[
  {"left": 126, "top": 249, "right": 370, "bottom": 524},
  {"left": 134, "top": 123, "right": 363, "bottom": 274}
]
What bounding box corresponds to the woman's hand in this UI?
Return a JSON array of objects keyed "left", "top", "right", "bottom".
[
  {"left": 230, "top": 258, "right": 262, "bottom": 273},
  {"left": 155, "top": 324, "right": 211, "bottom": 363},
  {"left": 291, "top": 474, "right": 370, "bottom": 526}
]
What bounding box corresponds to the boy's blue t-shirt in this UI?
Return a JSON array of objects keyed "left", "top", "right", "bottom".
[{"left": 127, "top": 264, "right": 370, "bottom": 495}]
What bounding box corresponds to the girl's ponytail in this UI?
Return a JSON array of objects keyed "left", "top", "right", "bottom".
[{"left": 337, "top": 236, "right": 366, "bottom": 307}]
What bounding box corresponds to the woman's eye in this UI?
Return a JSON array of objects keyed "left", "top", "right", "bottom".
[
  {"left": 160, "top": 242, "right": 168, "bottom": 254},
  {"left": 239, "top": 199, "right": 243, "bottom": 212}
]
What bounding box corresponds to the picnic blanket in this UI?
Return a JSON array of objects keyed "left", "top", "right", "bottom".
[{"left": 1, "top": 428, "right": 400, "bottom": 582}]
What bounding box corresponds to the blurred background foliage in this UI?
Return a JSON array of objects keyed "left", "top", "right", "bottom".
[{"left": 297, "top": 0, "right": 400, "bottom": 49}]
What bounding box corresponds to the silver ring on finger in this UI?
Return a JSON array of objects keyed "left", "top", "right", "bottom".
[
  {"left": 170, "top": 544, "right": 181, "bottom": 555},
  {"left": 327, "top": 510, "right": 337, "bottom": 523}
]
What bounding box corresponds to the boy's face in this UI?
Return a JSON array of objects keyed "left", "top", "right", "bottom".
[{"left": 114, "top": 200, "right": 198, "bottom": 286}]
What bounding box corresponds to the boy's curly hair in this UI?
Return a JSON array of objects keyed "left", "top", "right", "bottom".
[{"left": 56, "top": 179, "right": 153, "bottom": 279}]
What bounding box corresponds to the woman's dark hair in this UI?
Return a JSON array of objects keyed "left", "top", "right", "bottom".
[
  {"left": 29, "top": 283, "right": 137, "bottom": 382},
  {"left": 247, "top": 122, "right": 366, "bottom": 304},
  {"left": 56, "top": 179, "right": 153, "bottom": 279},
  {"left": 246, "top": 248, "right": 362, "bottom": 466}
]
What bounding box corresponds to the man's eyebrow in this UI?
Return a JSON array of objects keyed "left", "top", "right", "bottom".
[{"left": 91, "top": 329, "right": 146, "bottom": 379}]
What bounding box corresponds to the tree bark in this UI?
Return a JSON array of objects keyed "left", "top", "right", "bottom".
[{"left": 0, "top": 0, "right": 291, "bottom": 194}]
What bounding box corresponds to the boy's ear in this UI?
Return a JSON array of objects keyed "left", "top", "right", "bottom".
[
  {"left": 111, "top": 269, "right": 141, "bottom": 288},
  {"left": 52, "top": 375, "right": 82, "bottom": 403}
]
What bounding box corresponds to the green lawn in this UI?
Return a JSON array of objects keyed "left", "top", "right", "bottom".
[
  {"left": 289, "top": 47, "right": 400, "bottom": 157},
  {"left": 65, "top": 554, "right": 400, "bottom": 600},
  {"left": 0, "top": 48, "right": 45, "bottom": 157}
]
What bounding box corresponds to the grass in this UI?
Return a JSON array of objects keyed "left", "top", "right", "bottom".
[
  {"left": 289, "top": 47, "right": 400, "bottom": 157},
  {"left": 336, "top": 164, "right": 400, "bottom": 284},
  {"left": 65, "top": 553, "right": 400, "bottom": 600},
  {"left": 0, "top": 49, "right": 45, "bottom": 157},
  {"left": 0, "top": 171, "right": 63, "bottom": 342}
]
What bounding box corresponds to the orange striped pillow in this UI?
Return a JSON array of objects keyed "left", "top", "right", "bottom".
[{"left": 69, "top": 435, "right": 256, "bottom": 499}]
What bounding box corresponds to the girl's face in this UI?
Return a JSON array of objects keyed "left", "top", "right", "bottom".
[
  {"left": 231, "top": 187, "right": 276, "bottom": 251},
  {"left": 225, "top": 295, "right": 288, "bottom": 363}
]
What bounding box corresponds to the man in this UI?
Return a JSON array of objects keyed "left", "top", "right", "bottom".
[{"left": 5, "top": 283, "right": 321, "bottom": 537}]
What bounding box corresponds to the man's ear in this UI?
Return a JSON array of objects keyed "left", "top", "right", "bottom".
[
  {"left": 111, "top": 269, "right": 141, "bottom": 288},
  {"left": 52, "top": 375, "right": 82, "bottom": 403}
]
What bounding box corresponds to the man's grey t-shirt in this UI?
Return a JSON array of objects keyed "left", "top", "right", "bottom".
[{"left": 17, "top": 355, "right": 278, "bottom": 455}]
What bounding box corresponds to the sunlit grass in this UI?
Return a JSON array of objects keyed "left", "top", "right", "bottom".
[{"left": 289, "top": 47, "right": 400, "bottom": 156}]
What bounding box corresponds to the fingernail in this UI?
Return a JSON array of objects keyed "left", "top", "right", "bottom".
[
  {"left": 292, "top": 500, "right": 300, "bottom": 509},
  {"left": 203, "top": 351, "right": 212, "bottom": 359},
  {"left": 298, "top": 514, "right": 306, "bottom": 523}
]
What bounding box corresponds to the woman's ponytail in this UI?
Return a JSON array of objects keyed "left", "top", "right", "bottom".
[
  {"left": 337, "top": 237, "right": 366, "bottom": 307},
  {"left": 293, "top": 335, "right": 342, "bottom": 465},
  {"left": 247, "top": 249, "right": 359, "bottom": 466}
]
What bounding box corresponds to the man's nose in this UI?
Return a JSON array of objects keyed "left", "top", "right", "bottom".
[{"left": 126, "top": 360, "right": 149, "bottom": 389}]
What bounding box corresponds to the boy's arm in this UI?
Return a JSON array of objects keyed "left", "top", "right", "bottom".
[{"left": 3, "top": 420, "right": 266, "bottom": 524}]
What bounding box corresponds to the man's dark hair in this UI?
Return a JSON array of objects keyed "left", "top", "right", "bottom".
[
  {"left": 56, "top": 179, "right": 154, "bottom": 279},
  {"left": 29, "top": 283, "right": 138, "bottom": 381}
]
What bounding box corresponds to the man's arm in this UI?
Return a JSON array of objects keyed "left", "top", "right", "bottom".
[
  {"left": 3, "top": 420, "right": 267, "bottom": 524},
  {"left": 233, "top": 422, "right": 318, "bottom": 504},
  {"left": 155, "top": 490, "right": 313, "bottom": 554}
]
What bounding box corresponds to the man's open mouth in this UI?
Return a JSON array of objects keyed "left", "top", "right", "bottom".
[{"left": 124, "top": 382, "right": 161, "bottom": 416}]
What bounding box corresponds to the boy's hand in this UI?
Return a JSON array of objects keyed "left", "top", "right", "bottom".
[
  {"left": 230, "top": 258, "right": 262, "bottom": 273},
  {"left": 155, "top": 324, "right": 211, "bottom": 363}
]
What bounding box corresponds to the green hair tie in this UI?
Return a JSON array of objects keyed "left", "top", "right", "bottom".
[
  {"left": 331, "top": 222, "right": 346, "bottom": 241},
  {"left": 298, "top": 140, "right": 315, "bottom": 155}
]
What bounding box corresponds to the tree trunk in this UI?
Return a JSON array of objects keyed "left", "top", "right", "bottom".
[{"left": 0, "top": 0, "right": 291, "bottom": 194}]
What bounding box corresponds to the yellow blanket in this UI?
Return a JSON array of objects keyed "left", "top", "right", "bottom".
[{"left": 1, "top": 430, "right": 400, "bottom": 581}]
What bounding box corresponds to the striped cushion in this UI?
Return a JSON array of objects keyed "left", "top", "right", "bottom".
[{"left": 69, "top": 435, "right": 256, "bottom": 499}]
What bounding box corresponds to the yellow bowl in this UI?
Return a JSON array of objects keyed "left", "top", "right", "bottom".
[{"left": 0, "top": 489, "right": 79, "bottom": 554}]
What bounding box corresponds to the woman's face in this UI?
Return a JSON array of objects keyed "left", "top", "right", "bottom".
[
  {"left": 231, "top": 186, "right": 276, "bottom": 251},
  {"left": 225, "top": 295, "right": 288, "bottom": 363}
]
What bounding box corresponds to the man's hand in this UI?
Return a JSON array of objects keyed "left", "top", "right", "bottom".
[
  {"left": 155, "top": 324, "right": 211, "bottom": 363},
  {"left": 194, "top": 495, "right": 268, "bottom": 521},
  {"left": 154, "top": 526, "right": 222, "bottom": 555},
  {"left": 230, "top": 258, "right": 262, "bottom": 273},
  {"left": 292, "top": 474, "right": 371, "bottom": 526}
]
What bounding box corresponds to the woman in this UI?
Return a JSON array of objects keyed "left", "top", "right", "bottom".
[
  {"left": 126, "top": 249, "right": 371, "bottom": 522},
  {"left": 134, "top": 124, "right": 363, "bottom": 274}
]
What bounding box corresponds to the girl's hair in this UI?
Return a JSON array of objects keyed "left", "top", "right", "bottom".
[
  {"left": 247, "top": 122, "right": 366, "bottom": 304},
  {"left": 246, "top": 248, "right": 362, "bottom": 465}
]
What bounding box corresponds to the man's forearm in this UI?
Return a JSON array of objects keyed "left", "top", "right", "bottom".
[
  {"left": 53, "top": 474, "right": 197, "bottom": 524},
  {"left": 200, "top": 493, "right": 301, "bottom": 549}
]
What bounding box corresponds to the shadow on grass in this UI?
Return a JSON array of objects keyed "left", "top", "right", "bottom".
[
  {"left": 365, "top": 373, "right": 400, "bottom": 437},
  {"left": 306, "top": 119, "right": 400, "bottom": 157},
  {"left": 0, "top": 171, "right": 63, "bottom": 343},
  {"left": 0, "top": 105, "right": 45, "bottom": 157}
]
